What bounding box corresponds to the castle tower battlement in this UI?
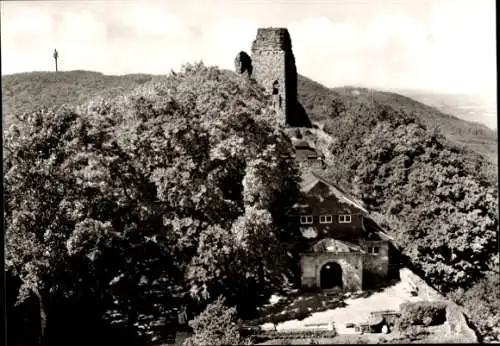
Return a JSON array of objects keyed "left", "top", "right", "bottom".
[{"left": 251, "top": 28, "right": 293, "bottom": 51}]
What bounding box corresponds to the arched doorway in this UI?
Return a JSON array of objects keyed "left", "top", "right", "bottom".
[{"left": 320, "top": 262, "right": 343, "bottom": 289}]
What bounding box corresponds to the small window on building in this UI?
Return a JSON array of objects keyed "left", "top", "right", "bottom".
[
  {"left": 319, "top": 215, "right": 333, "bottom": 224},
  {"left": 338, "top": 215, "right": 352, "bottom": 223},
  {"left": 369, "top": 247, "right": 380, "bottom": 255},
  {"left": 300, "top": 215, "right": 313, "bottom": 225}
]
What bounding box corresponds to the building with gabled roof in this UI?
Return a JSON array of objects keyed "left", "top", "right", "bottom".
[
  {"left": 290, "top": 170, "right": 393, "bottom": 291},
  {"left": 291, "top": 138, "right": 325, "bottom": 170}
]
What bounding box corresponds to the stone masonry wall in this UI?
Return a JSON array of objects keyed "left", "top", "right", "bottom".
[
  {"left": 234, "top": 51, "right": 253, "bottom": 79},
  {"left": 360, "top": 240, "right": 390, "bottom": 286},
  {"left": 300, "top": 252, "right": 363, "bottom": 291},
  {"left": 251, "top": 28, "right": 298, "bottom": 126}
]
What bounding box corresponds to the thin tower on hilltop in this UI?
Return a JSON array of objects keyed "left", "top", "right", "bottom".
[{"left": 53, "top": 49, "right": 59, "bottom": 72}]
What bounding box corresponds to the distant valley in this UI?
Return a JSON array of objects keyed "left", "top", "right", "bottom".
[{"left": 391, "top": 89, "right": 497, "bottom": 130}]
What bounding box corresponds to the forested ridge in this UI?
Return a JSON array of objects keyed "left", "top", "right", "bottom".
[
  {"left": 297, "top": 75, "right": 498, "bottom": 164},
  {"left": 3, "top": 66, "right": 499, "bottom": 344}
]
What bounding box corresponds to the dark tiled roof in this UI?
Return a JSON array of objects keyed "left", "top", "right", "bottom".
[
  {"left": 362, "top": 218, "right": 395, "bottom": 242},
  {"left": 290, "top": 173, "right": 394, "bottom": 243},
  {"left": 299, "top": 171, "right": 369, "bottom": 214}
]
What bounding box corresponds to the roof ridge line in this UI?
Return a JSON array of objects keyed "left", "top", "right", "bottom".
[{"left": 309, "top": 171, "right": 369, "bottom": 214}]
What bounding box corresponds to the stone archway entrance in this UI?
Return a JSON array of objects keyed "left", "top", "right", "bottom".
[{"left": 320, "top": 262, "right": 343, "bottom": 289}]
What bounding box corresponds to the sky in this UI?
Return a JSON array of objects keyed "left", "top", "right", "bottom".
[{"left": 1, "top": 0, "right": 497, "bottom": 102}]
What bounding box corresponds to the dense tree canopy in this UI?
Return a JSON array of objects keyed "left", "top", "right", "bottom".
[
  {"left": 297, "top": 77, "right": 498, "bottom": 165},
  {"left": 4, "top": 62, "right": 301, "bottom": 345}
]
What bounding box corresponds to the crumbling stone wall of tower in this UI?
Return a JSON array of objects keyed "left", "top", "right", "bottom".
[
  {"left": 251, "top": 28, "right": 298, "bottom": 126},
  {"left": 234, "top": 51, "right": 253, "bottom": 79}
]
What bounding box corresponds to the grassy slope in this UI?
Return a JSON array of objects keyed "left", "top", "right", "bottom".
[{"left": 2, "top": 71, "right": 155, "bottom": 127}]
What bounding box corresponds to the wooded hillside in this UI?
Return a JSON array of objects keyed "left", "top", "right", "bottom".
[{"left": 3, "top": 67, "right": 498, "bottom": 343}]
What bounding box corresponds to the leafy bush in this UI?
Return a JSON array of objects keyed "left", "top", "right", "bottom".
[
  {"left": 183, "top": 296, "right": 244, "bottom": 346},
  {"left": 397, "top": 301, "right": 447, "bottom": 330},
  {"left": 385, "top": 325, "right": 430, "bottom": 343}
]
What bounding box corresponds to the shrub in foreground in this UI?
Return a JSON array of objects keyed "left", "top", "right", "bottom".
[{"left": 397, "top": 301, "right": 447, "bottom": 330}]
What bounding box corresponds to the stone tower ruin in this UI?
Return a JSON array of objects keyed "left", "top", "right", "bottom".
[
  {"left": 252, "top": 28, "right": 299, "bottom": 126},
  {"left": 235, "top": 27, "right": 310, "bottom": 127}
]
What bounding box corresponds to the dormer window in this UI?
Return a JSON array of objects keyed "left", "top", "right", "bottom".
[
  {"left": 300, "top": 215, "right": 313, "bottom": 225},
  {"left": 339, "top": 215, "right": 351, "bottom": 223},
  {"left": 319, "top": 215, "right": 333, "bottom": 224}
]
